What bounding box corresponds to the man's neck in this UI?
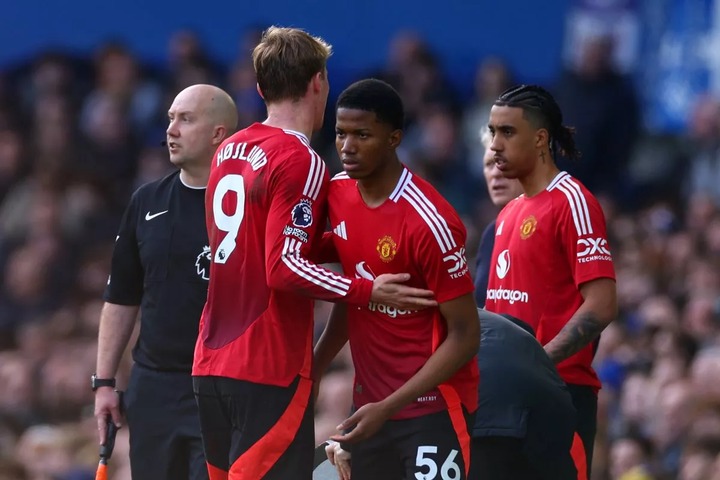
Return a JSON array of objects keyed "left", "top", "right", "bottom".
[
  {"left": 180, "top": 164, "right": 210, "bottom": 188},
  {"left": 264, "top": 101, "right": 316, "bottom": 140},
  {"left": 357, "top": 160, "right": 404, "bottom": 208},
  {"left": 520, "top": 151, "right": 560, "bottom": 197}
]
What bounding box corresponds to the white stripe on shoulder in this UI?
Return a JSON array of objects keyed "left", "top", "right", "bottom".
[
  {"left": 304, "top": 149, "right": 326, "bottom": 199},
  {"left": 389, "top": 168, "right": 412, "bottom": 202},
  {"left": 281, "top": 238, "right": 351, "bottom": 295},
  {"left": 281, "top": 132, "right": 324, "bottom": 200},
  {"left": 332, "top": 172, "right": 350, "bottom": 181},
  {"left": 554, "top": 177, "right": 593, "bottom": 235},
  {"left": 401, "top": 181, "right": 456, "bottom": 253},
  {"left": 561, "top": 176, "right": 594, "bottom": 234},
  {"left": 547, "top": 171, "right": 569, "bottom": 191}
]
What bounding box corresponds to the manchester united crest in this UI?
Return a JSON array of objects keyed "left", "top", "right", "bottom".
[
  {"left": 377, "top": 235, "right": 397, "bottom": 263},
  {"left": 520, "top": 215, "right": 537, "bottom": 239}
]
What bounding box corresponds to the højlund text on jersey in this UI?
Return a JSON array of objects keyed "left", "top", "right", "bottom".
[
  {"left": 216, "top": 142, "right": 267, "bottom": 170},
  {"left": 486, "top": 286, "right": 529, "bottom": 304}
]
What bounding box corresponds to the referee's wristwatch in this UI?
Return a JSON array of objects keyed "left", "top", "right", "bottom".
[{"left": 91, "top": 373, "right": 116, "bottom": 392}]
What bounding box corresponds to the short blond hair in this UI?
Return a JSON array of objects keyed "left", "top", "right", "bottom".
[{"left": 252, "top": 26, "right": 333, "bottom": 103}]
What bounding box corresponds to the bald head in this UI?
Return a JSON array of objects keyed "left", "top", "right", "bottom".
[
  {"left": 177, "top": 84, "right": 238, "bottom": 132},
  {"left": 166, "top": 84, "right": 238, "bottom": 175}
]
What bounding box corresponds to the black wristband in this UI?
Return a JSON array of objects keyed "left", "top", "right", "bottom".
[{"left": 91, "top": 373, "right": 116, "bottom": 391}]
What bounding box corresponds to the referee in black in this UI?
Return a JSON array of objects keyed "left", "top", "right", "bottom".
[{"left": 93, "top": 84, "right": 237, "bottom": 480}]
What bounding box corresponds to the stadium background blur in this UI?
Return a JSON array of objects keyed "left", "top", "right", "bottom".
[{"left": 1, "top": 0, "right": 720, "bottom": 479}]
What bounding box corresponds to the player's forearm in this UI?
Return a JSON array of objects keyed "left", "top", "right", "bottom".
[
  {"left": 381, "top": 325, "right": 478, "bottom": 416},
  {"left": 268, "top": 252, "right": 373, "bottom": 305},
  {"left": 96, "top": 303, "right": 139, "bottom": 378},
  {"left": 313, "top": 304, "right": 349, "bottom": 380},
  {"left": 543, "top": 304, "right": 613, "bottom": 364}
]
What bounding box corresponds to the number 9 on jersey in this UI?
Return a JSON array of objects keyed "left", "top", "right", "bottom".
[{"left": 212, "top": 174, "right": 246, "bottom": 264}]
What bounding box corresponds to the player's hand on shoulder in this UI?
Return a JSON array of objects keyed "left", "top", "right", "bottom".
[
  {"left": 325, "top": 440, "right": 351, "bottom": 480},
  {"left": 371, "top": 273, "right": 437, "bottom": 310},
  {"left": 330, "top": 401, "right": 392, "bottom": 445}
]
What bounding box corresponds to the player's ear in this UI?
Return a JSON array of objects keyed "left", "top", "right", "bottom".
[
  {"left": 535, "top": 127, "right": 549, "bottom": 150},
  {"left": 256, "top": 83, "right": 264, "bottom": 99},
  {"left": 389, "top": 129, "right": 403, "bottom": 148},
  {"left": 310, "top": 70, "right": 324, "bottom": 94},
  {"left": 212, "top": 126, "right": 227, "bottom": 145}
]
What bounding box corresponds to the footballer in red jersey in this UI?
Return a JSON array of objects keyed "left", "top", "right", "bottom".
[
  {"left": 314, "top": 79, "right": 480, "bottom": 480},
  {"left": 192, "top": 29, "right": 435, "bottom": 480},
  {"left": 484, "top": 84, "right": 617, "bottom": 479}
]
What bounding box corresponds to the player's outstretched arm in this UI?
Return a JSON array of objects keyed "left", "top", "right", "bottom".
[
  {"left": 331, "top": 293, "right": 479, "bottom": 443},
  {"left": 543, "top": 277, "right": 617, "bottom": 364}
]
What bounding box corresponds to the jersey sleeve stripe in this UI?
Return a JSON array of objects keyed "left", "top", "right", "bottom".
[
  {"left": 283, "top": 130, "right": 325, "bottom": 201},
  {"left": 302, "top": 151, "right": 318, "bottom": 198},
  {"left": 555, "top": 177, "right": 595, "bottom": 236},
  {"left": 281, "top": 238, "right": 351, "bottom": 294},
  {"left": 283, "top": 237, "right": 351, "bottom": 287},
  {"left": 547, "top": 171, "right": 569, "bottom": 190},
  {"left": 563, "top": 177, "right": 594, "bottom": 235},
  {"left": 389, "top": 168, "right": 411, "bottom": 202},
  {"left": 555, "top": 182, "right": 585, "bottom": 235},
  {"left": 403, "top": 182, "right": 456, "bottom": 253},
  {"left": 309, "top": 151, "right": 326, "bottom": 199},
  {"left": 302, "top": 150, "right": 324, "bottom": 200}
]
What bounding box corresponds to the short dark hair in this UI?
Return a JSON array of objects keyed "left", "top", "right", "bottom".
[
  {"left": 336, "top": 79, "right": 404, "bottom": 130},
  {"left": 495, "top": 84, "right": 581, "bottom": 160}
]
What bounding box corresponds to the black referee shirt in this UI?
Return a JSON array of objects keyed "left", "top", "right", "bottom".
[{"left": 104, "top": 170, "right": 210, "bottom": 372}]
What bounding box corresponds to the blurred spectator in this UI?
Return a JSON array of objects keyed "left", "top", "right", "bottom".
[
  {"left": 402, "top": 102, "right": 480, "bottom": 216},
  {"left": 684, "top": 97, "right": 720, "bottom": 206},
  {"left": 166, "top": 30, "right": 221, "bottom": 93},
  {"left": 0, "top": 128, "right": 27, "bottom": 203},
  {"left": 462, "top": 58, "right": 512, "bottom": 175},
  {"left": 553, "top": 33, "right": 640, "bottom": 200},
  {"left": 610, "top": 435, "right": 655, "bottom": 479},
  {"left": 81, "top": 42, "right": 164, "bottom": 138}
]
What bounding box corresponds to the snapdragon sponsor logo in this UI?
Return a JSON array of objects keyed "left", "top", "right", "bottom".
[
  {"left": 367, "top": 302, "right": 417, "bottom": 318},
  {"left": 486, "top": 286, "right": 529, "bottom": 304},
  {"left": 495, "top": 249, "right": 510, "bottom": 279},
  {"left": 356, "top": 261, "right": 416, "bottom": 318}
]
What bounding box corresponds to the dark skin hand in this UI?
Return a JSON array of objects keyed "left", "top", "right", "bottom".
[{"left": 330, "top": 293, "right": 480, "bottom": 444}]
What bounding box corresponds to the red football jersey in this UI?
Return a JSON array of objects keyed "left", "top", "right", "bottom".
[
  {"left": 193, "top": 124, "right": 373, "bottom": 386},
  {"left": 484, "top": 171, "right": 615, "bottom": 389},
  {"left": 328, "top": 167, "right": 479, "bottom": 420}
]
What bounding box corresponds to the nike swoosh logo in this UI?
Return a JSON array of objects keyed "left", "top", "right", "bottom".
[{"left": 145, "top": 210, "right": 168, "bottom": 221}]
